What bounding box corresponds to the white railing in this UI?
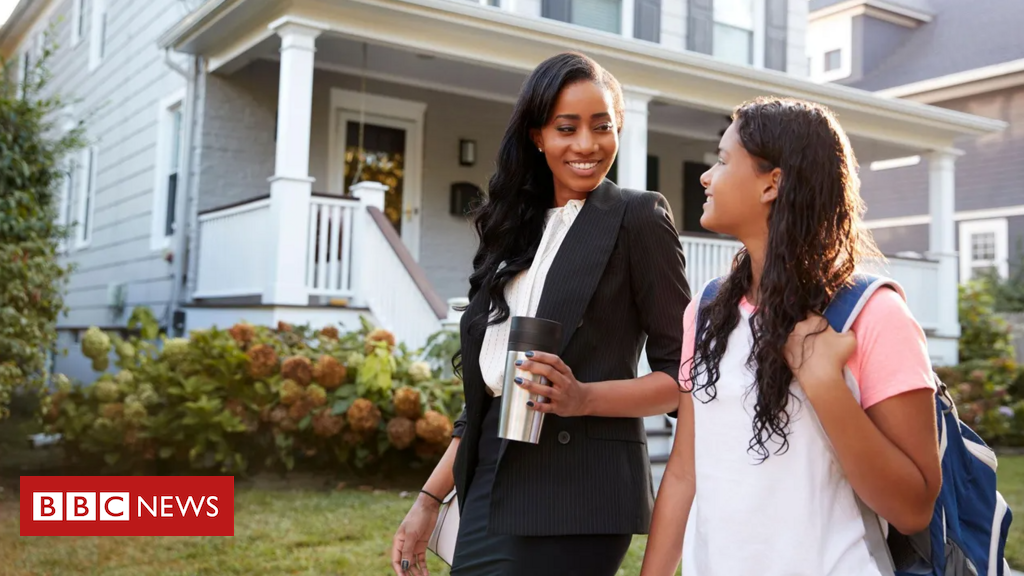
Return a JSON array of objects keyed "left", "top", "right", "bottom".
[
  {"left": 679, "top": 234, "right": 742, "bottom": 292},
  {"left": 194, "top": 198, "right": 271, "bottom": 298},
  {"left": 677, "top": 235, "right": 942, "bottom": 332},
  {"left": 860, "top": 256, "right": 940, "bottom": 332},
  {"left": 359, "top": 208, "right": 444, "bottom": 350},
  {"left": 305, "top": 196, "right": 360, "bottom": 297}
]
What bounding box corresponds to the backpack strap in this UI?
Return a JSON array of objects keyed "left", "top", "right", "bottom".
[
  {"left": 695, "top": 276, "right": 725, "bottom": 346},
  {"left": 823, "top": 273, "right": 905, "bottom": 334}
]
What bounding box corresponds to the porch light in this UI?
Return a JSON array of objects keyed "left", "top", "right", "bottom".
[{"left": 459, "top": 139, "right": 476, "bottom": 166}]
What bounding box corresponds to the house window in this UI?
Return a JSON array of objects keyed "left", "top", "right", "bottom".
[
  {"left": 152, "top": 91, "right": 186, "bottom": 250},
  {"left": 959, "top": 218, "right": 1009, "bottom": 281},
  {"left": 72, "top": 0, "right": 86, "bottom": 46},
  {"left": 824, "top": 49, "right": 842, "bottom": 72},
  {"left": 542, "top": 0, "right": 622, "bottom": 35},
  {"left": 713, "top": 0, "right": 754, "bottom": 66},
  {"left": 75, "top": 147, "right": 98, "bottom": 248},
  {"left": 89, "top": 0, "right": 108, "bottom": 71},
  {"left": 57, "top": 159, "right": 77, "bottom": 252}
]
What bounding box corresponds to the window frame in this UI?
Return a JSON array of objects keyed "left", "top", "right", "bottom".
[
  {"left": 88, "top": 0, "right": 107, "bottom": 71},
  {"left": 74, "top": 147, "right": 98, "bottom": 250},
  {"left": 72, "top": 0, "right": 86, "bottom": 46},
  {"left": 959, "top": 218, "right": 1009, "bottom": 282},
  {"left": 824, "top": 48, "right": 842, "bottom": 72},
  {"left": 150, "top": 89, "right": 188, "bottom": 251}
]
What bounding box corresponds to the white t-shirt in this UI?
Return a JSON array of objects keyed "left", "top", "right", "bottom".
[{"left": 678, "top": 284, "right": 934, "bottom": 575}]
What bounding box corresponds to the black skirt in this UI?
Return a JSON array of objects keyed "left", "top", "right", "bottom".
[{"left": 450, "top": 399, "right": 633, "bottom": 576}]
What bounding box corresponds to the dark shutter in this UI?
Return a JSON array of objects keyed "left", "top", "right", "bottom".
[
  {"left": 646, "top": 155, "right": 660, "bottom": 192},
  {"left": 165, "top": 173, "right": 178, "bottom": 236},
  {"left": 635, "top": 0, "right": 661, "bottom": 43},
  {"left": 765, "top": 0, "right": 788, "bottom": 71},
  {"left": 687, "top": 0, "right": 713, "bottom": 55},
  {"left": 543, "top": 0, "right": 572, "bottom": 23}
]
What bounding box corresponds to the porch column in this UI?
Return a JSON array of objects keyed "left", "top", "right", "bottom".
[
  {"left": 263, "top": 19, "right": 325, "bottom": 305},
  {"left": 617, "top": 88, "right": 654, "bottom": 190},
  {"left": 927, "top": 150, "right": 961, "bottom": 362},
  {"left": 350, "top": 181, "right": 388, "bottom": 310}
]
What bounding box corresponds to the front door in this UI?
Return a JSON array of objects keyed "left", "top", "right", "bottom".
[{"left": 338, "top": 113, "right": 421, "bottom": 258}]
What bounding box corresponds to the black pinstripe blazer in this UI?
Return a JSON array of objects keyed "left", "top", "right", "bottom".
[{"left": 451, "top": 180, "right": 691, "bottom": 537}]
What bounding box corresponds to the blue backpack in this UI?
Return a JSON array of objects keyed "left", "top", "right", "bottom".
[{"left": 697, "top": 273, "right": 1013, "bottom": 576}]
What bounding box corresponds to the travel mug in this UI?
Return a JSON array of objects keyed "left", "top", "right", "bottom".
[{"left": 498, "top": 316, "right": 563, "bottom": 444}]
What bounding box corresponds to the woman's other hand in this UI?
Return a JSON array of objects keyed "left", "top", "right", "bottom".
[{"left": 391, "top": 494, "right": 440, "bottom": 575}]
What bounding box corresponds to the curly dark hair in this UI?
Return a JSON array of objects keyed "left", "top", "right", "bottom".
[
  {"left": 688, "top": 97, "right": 881, "bottom": 461},
  {"left": 452, "top": 52, "right": 624, "bottom": 379}
]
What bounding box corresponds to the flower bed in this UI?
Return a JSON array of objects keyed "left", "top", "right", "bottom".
[{"left": 39, "top": 309, "right": 463, "bottom": 475}]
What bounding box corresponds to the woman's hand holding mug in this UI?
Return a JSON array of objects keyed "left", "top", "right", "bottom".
[{"left": 513, "top": 351, "right": 589, "bottom": 417}]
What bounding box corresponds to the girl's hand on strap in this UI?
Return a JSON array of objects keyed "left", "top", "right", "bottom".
[{"left": 784, "top": 313, "right": 858, "bottom": 390}]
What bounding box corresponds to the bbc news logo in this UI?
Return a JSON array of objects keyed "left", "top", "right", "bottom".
[{"left": 21, "top": 476, "right": 234, "bottom": 536}]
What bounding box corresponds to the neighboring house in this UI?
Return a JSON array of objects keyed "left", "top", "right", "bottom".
[
  {"left": 808, "top": 0, "right": 1024, "bottom": 285},
  {"left": 0, "top": 0, "right": 1004, "bottom": 384}
]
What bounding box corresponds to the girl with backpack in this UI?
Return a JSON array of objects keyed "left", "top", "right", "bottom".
[{"left": 640, "top": 97, "right": 942, "bottom": 576}]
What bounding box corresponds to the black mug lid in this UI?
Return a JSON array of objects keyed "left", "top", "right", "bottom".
[{"left": 508, "top": 316, "right": 562, "bottom": 353}]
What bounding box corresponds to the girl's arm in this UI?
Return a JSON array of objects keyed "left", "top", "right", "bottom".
[
  {"left": 640, "top": 390, "right": 696, "bottom": 576},
  {"left": 786, "top": 292, "right": 941, "bottom": 535},
  {"left": 804, "top": 378, "right": 939, "bottom": 535}
]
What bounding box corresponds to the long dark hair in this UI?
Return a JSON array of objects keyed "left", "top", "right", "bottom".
[
  {"left": 462, "top": 53, "right": 623, "bottom": 334},
  {"left": 689, "top": 97, "right": 881, "bottom": 461}
]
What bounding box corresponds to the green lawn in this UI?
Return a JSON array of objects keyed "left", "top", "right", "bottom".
[{"left": 1, "top": 457, "right": 1022, "bottom": 575}]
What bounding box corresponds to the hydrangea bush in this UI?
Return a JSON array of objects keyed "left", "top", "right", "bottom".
[{"left": 40, "top": 309, "right": 463, "bottom": 475}]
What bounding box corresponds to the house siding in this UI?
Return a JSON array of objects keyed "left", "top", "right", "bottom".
[
  {"left": 13, "top": 0, "right": 191, "bottom": 332},
  {"left": 861, "top": 85, "right": 1024, "bottom": 276},
  {"left": 3, "top": 0, "right": 195, "bottom": 382}
]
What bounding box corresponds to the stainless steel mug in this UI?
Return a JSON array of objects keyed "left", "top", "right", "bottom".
[{"left": 498, "top": 316, "right": 563, "bottom": 444}]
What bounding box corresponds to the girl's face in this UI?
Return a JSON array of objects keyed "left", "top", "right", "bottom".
[
  {"left": 699, "top": 120, "right": 780, "bottom": 240},
  {"left": 532, "top": 81, "right": 619, "bottom": 199}
]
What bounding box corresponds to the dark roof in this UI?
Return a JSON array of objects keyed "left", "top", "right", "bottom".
[{"left": 844, "top": 0, "right": 1024, "bottom": 91}]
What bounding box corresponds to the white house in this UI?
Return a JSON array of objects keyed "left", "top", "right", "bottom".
[{"left": 0, "top": 0, "right": 1005, "bottom": 388}]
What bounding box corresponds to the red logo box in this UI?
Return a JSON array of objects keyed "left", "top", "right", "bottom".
[{"left": 20, "top": 476, "right": 234, "bottom": 536}]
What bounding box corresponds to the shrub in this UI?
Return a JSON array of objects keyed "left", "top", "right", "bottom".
[
  {"left": 959, "top": 280, "right": 1016, "bottom": 363},
  {"left": 40, "top": 313, "right": 464, "bottom": 475},
  {"left": 941, "top": 358, "right": 1024, "bottom": 447},
  {"left": 0, "top": 41, "right": 85, "bottom": 418}
]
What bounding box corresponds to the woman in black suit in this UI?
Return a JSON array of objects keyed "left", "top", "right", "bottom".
[{"left": 391, "top": 52, "right": 690, "bottom": 576}]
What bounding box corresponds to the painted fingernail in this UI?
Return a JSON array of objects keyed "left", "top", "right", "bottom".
[
  {"left": 525, "top": 351, "right": 535, "bottom": 357},
  {"left": 401, "top": 559, "right": 410, "bottom": 571},
  {"left": 515, "top": 360, "right": 523, "bottom": 366},
  {"left": 515, "top": 377, "right": 523, "bottom": 384},
  {"left": 527, "top": 401, "right": 534, "bottom": 407}
]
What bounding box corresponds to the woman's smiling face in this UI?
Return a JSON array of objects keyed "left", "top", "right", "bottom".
[{"left": 532, "top": 80, "right": 620, "bottom": 200}]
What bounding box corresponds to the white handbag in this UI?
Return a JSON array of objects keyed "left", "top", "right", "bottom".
[{"left": 427, "top": 489, "right": 460, "bottom": 565}]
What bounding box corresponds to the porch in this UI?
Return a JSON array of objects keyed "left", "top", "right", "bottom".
[{"left": 160, "top": 0, "right": 1005, "bottom": 363}]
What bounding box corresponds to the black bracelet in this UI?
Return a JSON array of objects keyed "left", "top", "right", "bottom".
[{"left": 420, "top": 489, "right": 444, "bottom": 505}]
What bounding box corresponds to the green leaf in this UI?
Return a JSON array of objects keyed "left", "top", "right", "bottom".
[
  {"left": 159, "top": 446, "right": 175, "bottom": 459},
  {"left": 332, "top": 398, "right": 354, "bottom": 415},
  {"left": 298, "top": 415, "right": 312, "bottom": 430}
]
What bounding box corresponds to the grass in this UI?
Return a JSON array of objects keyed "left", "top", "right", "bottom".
[
  {"left": 0, "top": 447, "right": 1020, "bottom": 574},
  {"left": 0, "top": 477, "right": 651, "bottom": 575},
  {"left": 1000, "top": 453, "right": 1024, "bottom": 568}
]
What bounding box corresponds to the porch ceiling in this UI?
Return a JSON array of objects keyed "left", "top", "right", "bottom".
[{"left": 159, "top": 0, "right": 1006, "bottom": 153}]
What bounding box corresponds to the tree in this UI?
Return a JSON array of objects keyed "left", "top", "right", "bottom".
[{"left": 0, "top": 40, "right": 85, "bottom": 418}]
